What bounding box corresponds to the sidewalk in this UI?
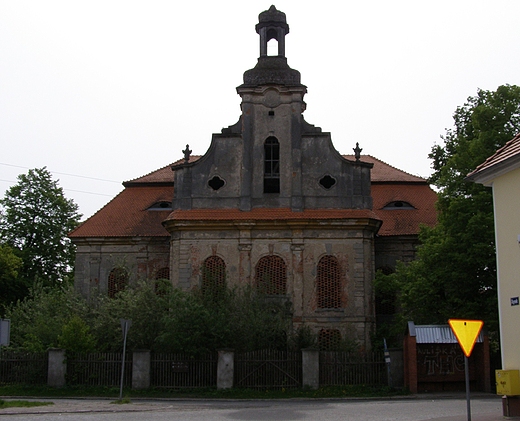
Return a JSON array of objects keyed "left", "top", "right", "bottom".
[{"left": 0, "top": 394, "right": 511, "bottom": 419}]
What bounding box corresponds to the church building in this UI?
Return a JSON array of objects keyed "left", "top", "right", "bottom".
[{"left": 69, "top": 6, "right": 437, "bottom": 350}]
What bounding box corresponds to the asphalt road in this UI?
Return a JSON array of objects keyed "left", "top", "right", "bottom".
[{"left": 0, "top": 396, "right": 504, "bottom": 421}]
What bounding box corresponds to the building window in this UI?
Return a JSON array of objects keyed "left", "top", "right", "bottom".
[
  {"left": 108, "top": 267, "right": 128, "bottom": 298},
  {"left": 318, "top": 329, "right": 342, "bottom": 350},
  {"left": 255, "top": 255, "right": 287, "bottom": 295},
  {"left": 319, "top": 175, "right": 336, "bottom": 190},
  {"left": 154, "top": 267, "right": 170, "bottom": 295},
  {"left": 264, "top": 137, "right": 280, "bottom": 193},
  {"left": 201, "top": 256, "right": 226, "bottom": 296},
  {"left": 382, "top": 201, "right": 415, "bottom": 210},
  {"left": 317, "top": 256, "right": 342, "bottom": 309}
]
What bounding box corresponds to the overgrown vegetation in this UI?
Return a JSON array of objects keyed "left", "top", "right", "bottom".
[
  {"left": 4, "top": 281, "right": 317, "bottom": 354},
  {"left": 0, "top": 398, "right": 54, "bottom": 409}
]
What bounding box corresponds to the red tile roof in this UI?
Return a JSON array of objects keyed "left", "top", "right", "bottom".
[
  {"left": 344, "top": 155, "right": 426, "bottom": 183},
  {"left": 466, "top": 133, "right": 520, "bottom": 183},
  {"left": 70, "top": 154, "right": 437, "bottom": 239},
  {"left": 371, "top": 184, "right": 437, "bottom": 236},
  {"left": 69, "top": 186, "right": 173, "bottom": 238}
]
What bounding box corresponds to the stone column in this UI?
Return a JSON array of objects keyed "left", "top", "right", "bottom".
[
  {"left": 302, "top": 348, "right": 319, "bottom": 390},
  {"left": 132, "top": 350, "right": 151, "bottom": 389},
  {"left": 47, "top": 348, "right": 66, "bottom": 387},
  {"left": 217, "top": 349, "right": 234, "bottom": 390}
]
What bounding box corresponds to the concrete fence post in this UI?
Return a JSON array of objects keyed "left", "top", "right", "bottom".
[
  {"left": 47, "top": 348, "right": 66, "bottom": 387},
  {"left": 132, "top": 350, "right": 151, "bottom": 389},
  {"left": 217, "top": 349, "right": 234, "bottom": 389},
  {"left": 302, "top": 348, "right": 319, "bottom": 389}
]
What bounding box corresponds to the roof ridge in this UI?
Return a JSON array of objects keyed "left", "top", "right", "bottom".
[{"left": 124, "top": 163, "right": 174, "bottom": 184}]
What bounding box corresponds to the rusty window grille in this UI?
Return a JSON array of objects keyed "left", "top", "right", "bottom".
[
  {"left": 255, "top": 255, "right": 287, "bottom": 295},
  {"left": 154, "top": 267, "right": 170, "bottom": 295},
  {"left": 201, "top": 256, "right": 226, "bottom": 295},
  {"left": 108, "top": 267, "right": 128, "bottom": 298},
  {"left": 318, "top": 329, "right": 342, "bottom": 351},
  {"left": 155, "top": 267, "right": 170, "bottom": 280},
  {"left": 317, "top": 255, "right": 342, "bottom": 309}
]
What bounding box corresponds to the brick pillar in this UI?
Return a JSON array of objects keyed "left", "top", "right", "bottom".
[
  {"left": 47, "top": 348, "right": 66, "bottom": 387},
  {"left": 217, "top": 349, "right": 234, "bottom": 390},
  {"left": 302, "top": 348, "right": 319, "bottom": 390},
  {"left": 132, "top": 350, "right": 151, "bottom": 389},
  {"left": 403, "top": 332, "right": 418, "bottom": 393}
]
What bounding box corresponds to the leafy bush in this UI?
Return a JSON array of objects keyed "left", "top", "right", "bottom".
[{"left": 5, "top": 281, "right": 305, "bottom": 354}]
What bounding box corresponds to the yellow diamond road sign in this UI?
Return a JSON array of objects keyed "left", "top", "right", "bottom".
[{"left": 448, "top": 319, "right": 484, "bottom": 358}]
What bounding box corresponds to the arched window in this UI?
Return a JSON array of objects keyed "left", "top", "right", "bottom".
[
  {"left": 264, "top": 137, "right": 280, "bottom": 193},
  {"left": 108, "top": 267, "right": 128, "bottom": 298},
  {"left": 201, "top": 256, "right": 226, "bottom": 296},
  {"left": 255, "top": 255, "right": 287, "bottom": 295},
  {"left": 155, "top": 267, "right": 170, "bottom": 280},
  {"left": 318, "top": 329, "right": 342, "bottom": 351},
  {"left": 154, "top": 267, "right": 170, "bottom": 295},
  {"left": 317, "top": 256, "right": 342, "bottom": 309}
]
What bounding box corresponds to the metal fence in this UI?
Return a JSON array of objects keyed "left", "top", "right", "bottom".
[
  {"left": 319, "top": 351, "right": 387, "bottom": 386},
  {"left": 66, "top": 352, "right": 132, "bottom": 387},
  {"left": 0, "top": 350, "right": 48, "bottom": 385},
  {"left": 150, "top": 353, "right": 217, "bottom": 388},
  {"left": 235, "top": 349, "right": 302, "bottom": 389}
]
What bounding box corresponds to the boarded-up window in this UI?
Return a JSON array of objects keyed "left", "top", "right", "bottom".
[
  {"left": 255, "top": 255, "right": 287, "bottom": 295},
  {"left": 108, "top": 267, "right": 128, "bottom": 298},
  {"left": 317, "top": 256, "right": 342, "bottom": 309},
  {"left": 201, "top": 256, "right": 226, "bottom": 295}
]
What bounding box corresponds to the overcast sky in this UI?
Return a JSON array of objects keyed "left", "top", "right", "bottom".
[{"left": 1, "top": 0, "right": 520, "bottom": 220}]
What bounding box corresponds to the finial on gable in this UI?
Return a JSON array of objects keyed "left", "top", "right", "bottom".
[
  {"left": 183, "top": 144, "right": 192, "bottom": 163},
  {"left": 353, "top": 142, "right": 363, "bottom": 161}
]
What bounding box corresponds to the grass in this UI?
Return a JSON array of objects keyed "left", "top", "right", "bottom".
[
  {"left": 0, "top": 398, "right": 54, "bottom": 409},
  {"left": 0, "top": 384, "right": 408, "bottom": 400}
]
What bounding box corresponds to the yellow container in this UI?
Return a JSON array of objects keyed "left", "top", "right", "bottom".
[{"left": 496, "top": 370, "right": 520, "bottom": 395}]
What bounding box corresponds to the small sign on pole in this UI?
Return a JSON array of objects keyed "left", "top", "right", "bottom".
[
  {"left": 0, "top": 319, "right": 10, "bottom": 347},
  {"left": 448, "top": 319, "right": 484, "bottom": 421}
]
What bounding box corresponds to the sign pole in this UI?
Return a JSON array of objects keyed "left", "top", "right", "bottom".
[
  {"left": 448, "top": 319, "right": 484, "bottom": 421},
  {"left": 119, "top": 319, "right": 131, "bottom": 401},
  {"left": 465, "top": 355, "right": 471, "bottom": 421}
]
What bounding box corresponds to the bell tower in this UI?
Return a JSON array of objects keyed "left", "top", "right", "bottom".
[
  {"left": 237, "top": 5, "right": 307, "bottom": 211},
  {"left": 256, "top": 5, "right": 289, "bottom": 57}
]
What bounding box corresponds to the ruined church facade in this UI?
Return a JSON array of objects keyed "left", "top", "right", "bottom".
[{"left": 70, "top": 7, "right": 437, "bottom": 350}]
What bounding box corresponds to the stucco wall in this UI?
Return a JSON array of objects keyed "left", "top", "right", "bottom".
[
  {"left": 74, "top": 237, "right": 170, "bottom": 298},
  {"left": 169, "top": 220, "right": 378, "bottom": 348},
  {"left": 491, "top": 167, "right": 520, "bottom": 369}
]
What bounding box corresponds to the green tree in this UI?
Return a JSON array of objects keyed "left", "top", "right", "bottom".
[
  {"left": 0, "top": 244, "right": 24, "bottom": 314},
  {"left": 0, "top": 168, "right": 82, "bottom": 290},
  {"left": 5, "top": 285, "right": 90, "bottom": 351},
  {"left": 389, "top": 85, "right": 520, "bottom": 332}
]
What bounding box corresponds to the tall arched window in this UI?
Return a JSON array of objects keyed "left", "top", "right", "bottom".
[
  {"left": 201, "top": 256, "right": 226, "bottom": 296},
  {"left": 264, "top": 137, "right": 280, "bottom": 193},
  {"left": 317, "top": 255, "right": 342, "bottom": 309},
  {"left": 255, "top": 255, "right": 287, "bottom": 295},
  {"left": 108, "top": 267, "right": 128, "bottom": 298}
]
